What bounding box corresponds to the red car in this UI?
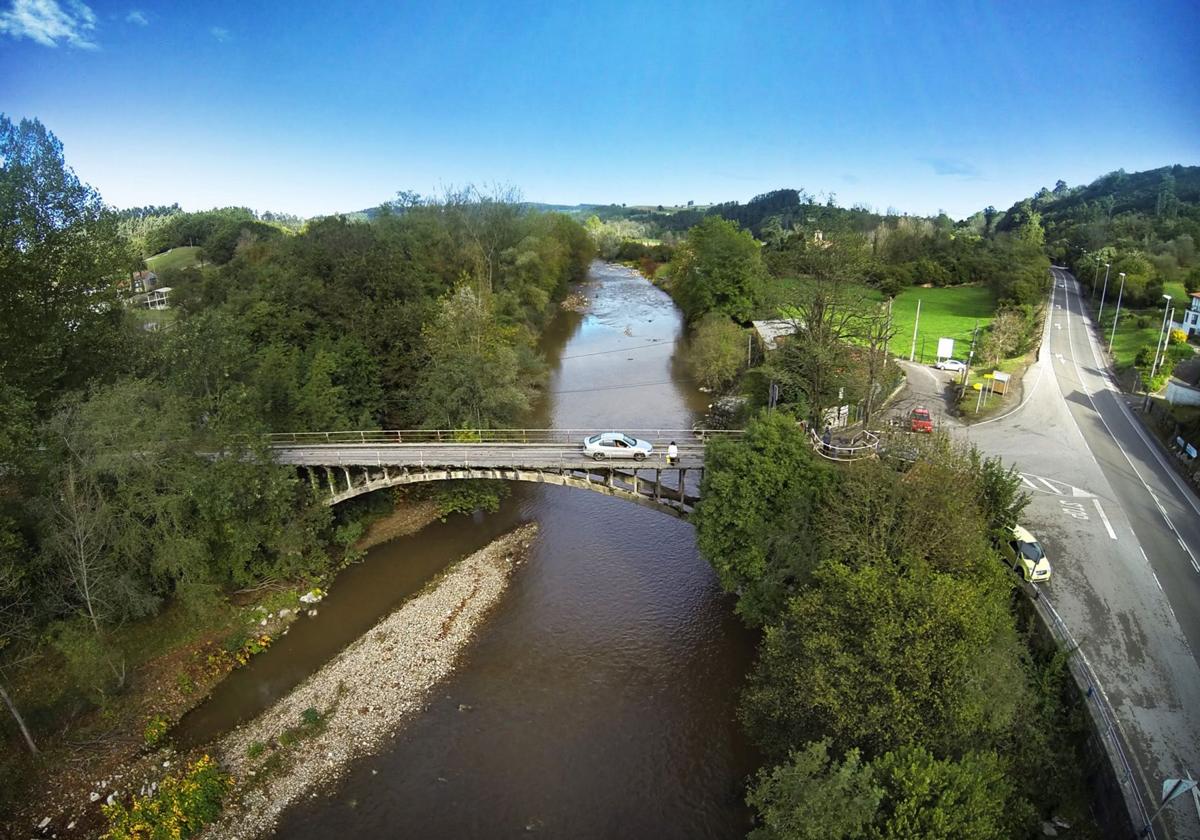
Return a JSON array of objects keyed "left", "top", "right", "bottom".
[{"left": 910, "top": 408, "right": 933, "bottom": 433}]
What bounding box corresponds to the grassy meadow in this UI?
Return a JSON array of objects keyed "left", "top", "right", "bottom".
[
  {"left": 888, "top": 285, "right": 996, "bottom": 364},
  {"left": 146, "top": 245, "right": 203, "bottom": 273}
]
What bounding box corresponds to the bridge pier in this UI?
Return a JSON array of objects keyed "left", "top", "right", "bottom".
[{"left": 679, "top": 468, "right": 687, "bottom": 502}]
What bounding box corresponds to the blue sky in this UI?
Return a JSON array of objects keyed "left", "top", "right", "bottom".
[{"left": 2, "top": 0, "right": 1197, "bottom": 219}]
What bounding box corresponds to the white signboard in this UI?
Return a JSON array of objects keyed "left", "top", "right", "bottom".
[{"left": 936, "top": 337, "right": 955, "bottom": 360}]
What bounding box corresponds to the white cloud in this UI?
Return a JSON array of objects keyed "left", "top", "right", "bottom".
[
  {"left": 0, "top": 0, "right": 98, "bottom": 48},
  {"left": 125, "top": 9, "right": 147, "bottom": 26},
  {"left": 209, "top": 25, "right": 229, "bottom": 42}
]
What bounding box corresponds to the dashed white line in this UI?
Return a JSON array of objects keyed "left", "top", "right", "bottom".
[
  {"left": 1139, "top": 546, "right": 1149, "bottom": 561},
  {"left": 1151, "top": 570, "right": 1164, "bottom": 592},
  {"left": 1093, "top": 498, "right": 1117, "bottom": 539}
]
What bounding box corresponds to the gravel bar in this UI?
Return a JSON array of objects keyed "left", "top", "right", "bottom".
[{"left": 204, "top": 522, "right": 539, "bottom": 839}]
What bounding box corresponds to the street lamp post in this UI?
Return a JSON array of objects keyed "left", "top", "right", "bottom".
[
  {"left": 1092, "top": 256, "right": 1102, "bottom": 301},
  {"left": 1151, "top": 294, "right": 1174, "bottom": 380},
  {"left": 1108, "top": 272, "right": 1126, "bottom": 353},
  {"left": 1097, "top": 262, "right": 1112, "bottom": 324}
]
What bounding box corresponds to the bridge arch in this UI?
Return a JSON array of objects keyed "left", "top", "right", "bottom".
[{"left": 302, "top": 463, "right": 700, "bottom": 519}]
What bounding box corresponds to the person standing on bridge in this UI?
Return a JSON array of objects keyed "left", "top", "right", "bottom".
[{"left": 667, "top": 440, "right": 678, "bottom": 466}]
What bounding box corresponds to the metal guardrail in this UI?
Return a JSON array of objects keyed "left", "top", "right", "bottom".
[
  {"left": 809, "top": 429, "right": 880, "bottom": 462},
  {"left": 1033, "top": 588, "right": 1157, "bottom": 838},
  {"left": 264, "top": 428, "right": 742, "bottom": 445}
]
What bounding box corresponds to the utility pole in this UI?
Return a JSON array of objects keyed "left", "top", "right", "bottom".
[
  {"left": 961, "top": 320, "right": 979, "bottom": 390},
  {"left": 1097, "top": 262, "right": 1112, "bottom": 324},
  {"left": 910, "top": 298, "right": 921, "bottom": 362},
  {"left": 1151, "top": 294, "right": 1173, "bottom": 380},
  {"left": 1108, "top": 272, "right": 1126, "bottom": 353}
]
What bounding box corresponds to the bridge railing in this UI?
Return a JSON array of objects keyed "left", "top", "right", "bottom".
[
  {"left": 265, "top": 428, "right": 743, "bottom": 446},
  {"left": 276, "top": 448, "right": 706, "bottom": 468}
]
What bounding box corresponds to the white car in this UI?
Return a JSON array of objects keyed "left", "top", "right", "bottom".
[
  {"left": 935, "top": 358, "right": 966, "bottom": 373},
  {"left": 582, "top": 432, "right": 653, "bottom": 461}
]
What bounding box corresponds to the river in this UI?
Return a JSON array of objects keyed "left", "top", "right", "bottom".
[{"left": 180, "top": 261, "right": 758, "bottom": 838}]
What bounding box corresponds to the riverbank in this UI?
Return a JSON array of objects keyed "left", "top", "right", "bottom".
[
  {"left": 201, "top": 523, "right": 538, "bottom": 840},
  {"left": 354, "top": 497, "right": 441, "bottom": 551}
]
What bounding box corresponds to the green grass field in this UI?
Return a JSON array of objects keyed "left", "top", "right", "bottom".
[
  {"left": 888, "top": 285, "right": 997, "bottom": 363},
  {"left": 146, "top": 245, "right": 202, "bottom": 273}
]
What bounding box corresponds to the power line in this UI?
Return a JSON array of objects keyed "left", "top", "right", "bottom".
[
  {"left": 557, "top": 342, "right": 673, "bottom": 361},
  {"left": 549, "top": 377, "right": 693, "bottom": 395}
]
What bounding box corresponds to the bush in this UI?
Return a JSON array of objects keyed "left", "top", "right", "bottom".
[
  {"left": 102, "top": 755, "right": 232, "bottom": 840},
  {"left": 688, "top": 314, "right": 747, "bottom": 390},
  {"left": 1171, "top": 328, "right": 1189, "bottom": 345},
  {"left": 143, "top": 715, "right": 168, "bottom": 748}
]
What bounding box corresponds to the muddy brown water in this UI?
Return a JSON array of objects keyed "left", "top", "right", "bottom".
[{"left": 177, "top": 262, "right": 758, "bottom": 838}]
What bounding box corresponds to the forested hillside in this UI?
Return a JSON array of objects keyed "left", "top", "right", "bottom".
[
  {"left": 0, "top": 115, "right": 592, "bottom": 803},
  {"left": 1005, "top": 165, "right": 1200, "bottom": 306}
]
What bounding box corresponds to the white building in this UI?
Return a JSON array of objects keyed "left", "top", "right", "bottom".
[
  {"left": 146, "top": 287, "right": 172, "bottom": 310},
  {"left": 1182, "top": 292, "right": 1200, "bottom": 337}
]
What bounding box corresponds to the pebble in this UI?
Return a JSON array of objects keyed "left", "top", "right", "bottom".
[
  {"left": 38, "top": 817, "right": 50, "bottom": 829},
  {"left": 206, "top": 524, "right": 538, "bottom": 840}
]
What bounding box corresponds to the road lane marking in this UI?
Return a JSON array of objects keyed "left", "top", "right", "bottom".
[
  {"left": 1139, "top": 546, "right": 1148, "bottom": 561},
  {"left": 1038, "top": 476, "right": 1063, "bottom": 494},
  {"left": 1059, "top": 275, "right": 1200, "bottom": 576},
  {"left": 1059, "top": 500, "right": 1089, "bottom": 520},
  {"left": 1020, "top": 474, "right": 1039, "bottom": 490},
  {"left": 1093, "top": 499, "right": 1117, "bottom": 539},
  {"left": 1152, "top": 570, "right": 1164, "bottom": 592}
]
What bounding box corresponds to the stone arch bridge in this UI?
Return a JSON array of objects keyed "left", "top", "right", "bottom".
[{"left": 267, "top": 429, "right": 744, "bottom": 519}]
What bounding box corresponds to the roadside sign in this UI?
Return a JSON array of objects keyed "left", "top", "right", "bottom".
[{"left": 936, "top": 337, "right": 955, "bottom": 360}]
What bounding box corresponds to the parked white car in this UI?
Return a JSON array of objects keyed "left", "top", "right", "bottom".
[
  {"left": 935, "top": 358, "right": 966, "bottom": 373},
  {"left": 582, "top": 432, "right": 653, "bottom": 461}
]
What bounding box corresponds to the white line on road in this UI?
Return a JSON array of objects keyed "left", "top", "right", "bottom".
[
  {"left": 1093, "top": 498, "right": 1117, "bottom": 539},
  {"left": 1152, "top": 570, "right": 1164, "bottom": 592},
  {"left": 1059, "top": 275, "right": 1200, "bottom": 576},
  {"left": 1020, "top": 474, "right": 1039, "bottom": 490},
  {"left": 1140, "top": 546, "right": 1149, "bottom": 561},
  {"left": 1037, "top": 476, "right": 1063, "bottom": 495}
]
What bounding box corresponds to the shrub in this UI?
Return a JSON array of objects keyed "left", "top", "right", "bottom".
[
  {"left": 1171, "top": 328, "right": 1188, "bottom": 345},
  {"left": 102, "top": 755, "right": 232, "bottom": 840},
  {"left": 143, "top": 715, "right": 168, "bottom": 748}
]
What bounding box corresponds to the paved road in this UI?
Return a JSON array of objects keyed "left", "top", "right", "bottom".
[{"left": 962, "top": 269, "right": 1200, "bottom": 839}]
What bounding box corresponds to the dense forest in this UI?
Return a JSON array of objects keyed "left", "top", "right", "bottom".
[{"left": 0, "top": 115, "right": 592, "bottom": 799}]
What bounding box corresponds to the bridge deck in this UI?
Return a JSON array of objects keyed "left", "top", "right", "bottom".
[{"left": 270, "top": 443, "right": 706, "bottom": 469}]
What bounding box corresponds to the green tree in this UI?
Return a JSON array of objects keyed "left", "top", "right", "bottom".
[
  {"left": 672, "top": 216, "right": 766, "bottom": 321},
  {"left": 418, "top": 285, "right": 531, "bottom": 428},
  {"left": 0, "top": 115, "right": 136, "bottom": 409},
  {"left": 741, "top": 559, "right": 1022, "bottom": 759},
  {"left": 693, "top": 412, "right": 830, "bottom": 626},
  {"left": 688, "top": 314, "right": 746, "bottom": 390},
  {"left": 747, "top": 740, "right": 883, "bottom": 840},
  {"left": 868, "top": 746, "right": 1011, "bottom": 840}
]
